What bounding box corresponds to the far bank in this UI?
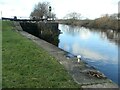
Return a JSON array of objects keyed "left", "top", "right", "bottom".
[{"left": 57, "top": 17, "right": 119, "bottom": 31}]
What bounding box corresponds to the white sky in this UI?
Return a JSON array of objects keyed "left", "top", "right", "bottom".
[{"left": 0, "top": 0, "right": 119, "bottom": 19}]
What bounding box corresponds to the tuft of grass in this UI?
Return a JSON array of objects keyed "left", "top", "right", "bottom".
[{"left": 2, "top": 21, "right": 80, "bottom": 88}]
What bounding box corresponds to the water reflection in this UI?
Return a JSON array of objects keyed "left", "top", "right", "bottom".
[
  {"left": 58, "top": 24, "right": 119, "bottom": 85},
  {"left": 59, "top": 24, "right": 120, "bottom": 46},
  {"left": 72, "top": 43, "right": 108, "bottom": 61},
  {"left": 90, "top": 29, "right": 119, "bottom": 46}
]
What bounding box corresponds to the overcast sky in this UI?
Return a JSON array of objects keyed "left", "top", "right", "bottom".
[{"left": 0, "top": 0, "right": 119, "bottom": 19}]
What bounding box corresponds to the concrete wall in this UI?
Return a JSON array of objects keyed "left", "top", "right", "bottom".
[
  {"left": 37, "top": 22, "right": 60, "bottom": 46},
  {"left": 20, "top": 21, "right": 59, "bottom": 46}
]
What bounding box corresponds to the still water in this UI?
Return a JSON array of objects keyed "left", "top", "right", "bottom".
[{"left": 58, "top": 24, "right": 119, "bottom": 85}]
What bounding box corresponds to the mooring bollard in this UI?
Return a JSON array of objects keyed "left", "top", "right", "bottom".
[{"left": 77, "top": 55, "right": 81, "bottom": 63}]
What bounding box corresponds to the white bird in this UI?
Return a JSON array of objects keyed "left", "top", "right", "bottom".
[{"left": 77, "top": 55, "right": 81, "bottom": 63}]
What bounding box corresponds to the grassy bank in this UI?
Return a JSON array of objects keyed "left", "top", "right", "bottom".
[
  {"left": 0, "top": 20, "right": 2, "bottom": 88},
  {"left": 2, "top": 21, "right": 80, "bottom": 88}
]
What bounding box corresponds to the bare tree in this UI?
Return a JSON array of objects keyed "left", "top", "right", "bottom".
[
  {"left": 64, "top": 12, "right": 81, "bottom": 25},
  {"left": 30, "top": 2, "right": 56, "bottom": 20},
  {"left": 64, "top": 12, "right": 81, "bottom": 20}
]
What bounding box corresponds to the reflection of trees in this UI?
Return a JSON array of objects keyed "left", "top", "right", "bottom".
[
  {"left": 105, "top": 30, "right": 119, "bottom": 46},
  {"left": 60, "top": 25, "right": 83, "bottom": 36},
  {"left": 60, "top": 24, "right": 120, "bottom": 46},
  {"left": 90, "top": 29, "right": 120, "bottom": 46}
]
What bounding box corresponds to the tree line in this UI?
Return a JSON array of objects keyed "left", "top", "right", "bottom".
[
  {"left": 30, "top": 1, "right": 119, "bottom": 31},
  {"left": 62, "top": 13, "right": 119, "bottom": 31}
]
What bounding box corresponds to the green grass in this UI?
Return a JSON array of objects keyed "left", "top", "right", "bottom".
[{"left": 2, "top": 21, "right": 80, "bottom": 88}]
